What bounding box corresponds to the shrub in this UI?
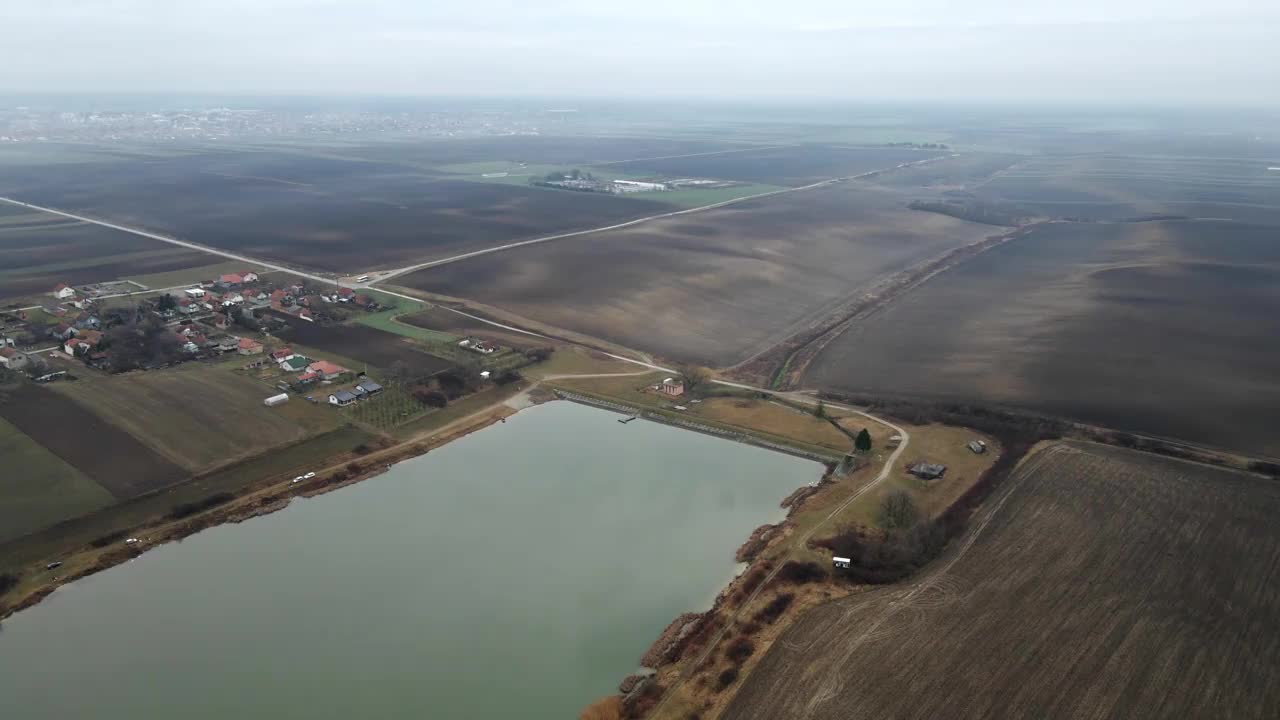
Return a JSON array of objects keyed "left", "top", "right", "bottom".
[
  {"left": 169, "top": 492, "right": 235, "bottom": 520},
  {"left": 877, "top": 489, "right": 919, "bottom": 530},
  {"left": 724, "top": 636, "right": 755, "bottom": 664},
  {"left": 715, "top": 667, "right": 739, "bottom": 692},
  {"left": 754, "top": 593, "right": 794, "bottom": 624},
  {"left": 776, "top": 560, "right": 826, "bottom": 585},
  {"left": 346, "top": 462, "right": 363, "bottom": 475},
  {"left": 352, "top": 443, "right": 372, "bottom": 455},
  {"left": 89, "top": 530, "right": 129, "bottom": 549},
  {"left": 0, "top": 572, "right": 19, "bottom": 596}
]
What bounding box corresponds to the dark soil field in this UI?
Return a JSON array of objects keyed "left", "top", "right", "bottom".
[
  {"left": 329, "top": 135, "right": 746, "bottom": 167},
  {"left": 805, "top": 219, "right": 1280, "bottom": 457},
  {"left": 603, "top": 145, "right": 940, "bottom": 187},
  {"left": 724, "top": 441, "right": 1280, "bottom": 720},
  {"left": 0, "top": 382, "right": 186, "bottom": 498},
  {"left": 401, "top": 183, "right": 996, "bottom": 366},
  {"left": 0, "top": 148, "right": 676, "bottom": 273},
  {"left": 274, "top": 315, "right": 455, "bottom": 375},
  {"left": 0, "top": 205, "right": 212, "bottom": 301},
  {"left": 973, "top": 154, "right": 1280, "bottom": 225}
]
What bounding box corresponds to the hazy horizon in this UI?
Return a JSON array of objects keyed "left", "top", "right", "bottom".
[{"left": 5, "top": 1, "right": 1278, "bottom": 108}]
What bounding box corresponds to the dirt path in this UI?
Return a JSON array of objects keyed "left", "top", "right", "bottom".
[{"left": 646, "top": 397, "right": 910, "bottom": 720}]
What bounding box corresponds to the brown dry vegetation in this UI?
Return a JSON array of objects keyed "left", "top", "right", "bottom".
[
  {"left": 401, "top": 183, "right": 996, "bottom": 366},
  {"left": 722, "top": 441, "right": 1280, "bottom": 719}
]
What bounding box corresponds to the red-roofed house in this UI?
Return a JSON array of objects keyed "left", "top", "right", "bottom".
[
  {"left": 296, "top": 371, "right": 320, "bottom": 385},
  {"left": 237, "top": 338, "right": 264, "bottom": 356},
  {"left": 307, "top": 360, "right": 347, "bottom": 380},
  {"left": 0, "top": 347, "right": 28, "bottom": 370},
  {"left": 52, "top": 283, "right": 76, "bottom": 300},
  {"left": 270, "top": 347, "right": 295, "bottom": 362},
  {"left": 219, "top": 273, "right": 244, "bottom": 286}
]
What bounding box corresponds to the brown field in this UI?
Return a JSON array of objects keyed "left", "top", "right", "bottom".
[
  {"left": 724, "top": 440, "right": 1280, "bottom": 719},
  {"left": 272, "top": 314, "right": 456, "bottom": 374},
  {"left": 0, "top": 382, "right": 185, "bottom": 498},
  {"left": 51, "top": 362, "right": 337, "bottom": 472},
  {"left": 973, "top": 153, "right": 1280, "bottom": 225},
  {"left": 0, "top": 205, "right": 214, "bottom": 301},
  {"left": 401, "top": 183, "right": 996, "bottom": 366},
  {"left": 805, "top": 219, "right": 1280, "bottom": 457}
]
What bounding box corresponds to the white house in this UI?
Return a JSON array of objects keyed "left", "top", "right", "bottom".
[
  {"left": 52, "top": 283, "right": 76, "bottom": 300},
  {"left": 328, "top": 390, "right": 357, "bottom": 407},
  {"left": 185, "top": 288, "right": 206, "bottom": 299}
]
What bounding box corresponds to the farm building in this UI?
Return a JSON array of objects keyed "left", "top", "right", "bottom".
[
  {"left": 0, "top": 347, "right": 28, "bottom": 370},
  {"left": 52, "top": 283, "right": 76, "bottom": 299},
  {"left": 659, "top": 377, "right": 685, "bottom": 396},
  {"left": 308, "top": 360, "right": 348, "bottom": 381},
  {"left": 237, "top": 338, "right": 264, "bottom": 355},
  {"left": 355, "top": 380, "right": 384, "bottom": 396},
  {"left": 329, "top": 390, "right": 357, "bottom": 407},
  {"left": 909, "top": 462, "right": 947, "bottom": 481},
  {"left": 185, "top": 288, "right": 206, "bottom": 298},
  {"left": 280, "top": 356, "right": 310, "bottom": 372},
  {"left": 263, "top": 393, "right": 289, "bottom": 407}
]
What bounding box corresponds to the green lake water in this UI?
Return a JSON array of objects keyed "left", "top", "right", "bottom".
[{"left": 0, "top": 401, "right": 820, "bottom": 719}]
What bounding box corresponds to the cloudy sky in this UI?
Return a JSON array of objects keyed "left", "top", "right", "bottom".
[{"left": 4, "top": 0, "right": 1277, "bottom": 105}]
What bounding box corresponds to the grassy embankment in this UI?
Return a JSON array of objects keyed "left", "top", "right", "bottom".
[{"left": 555, "top": 372, "right": 1003, "bottom": 720}]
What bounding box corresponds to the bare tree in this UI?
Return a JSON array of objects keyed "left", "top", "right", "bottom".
[
  {"left": 677, "top": 363, "right": 710, "bottom": 395},
  {"left": 877, "top": 489, "right": 919, "bottom": 530}
]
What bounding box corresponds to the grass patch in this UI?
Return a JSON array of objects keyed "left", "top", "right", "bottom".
[
  {"left": 52, "top": 361, "right": 338, "bottom": 472},
  {"left": 0, "top": 417, "right": 115, "bottom": 544},
  {"left": 647, "top": 183, "right": 786, "bottom": 208},
  {"left": 0, "top": 424, "right": 373, "bottom": 575},
  {"left": 125, "top": 261, "right": 273, "bottom": 290}
]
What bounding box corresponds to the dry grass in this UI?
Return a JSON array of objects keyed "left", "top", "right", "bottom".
[
  {"left": 836, "top": 416, "right": 999, "bottom": 525},
  {"left": 694, "top": 398, "right": 851, "bottom": 452}
]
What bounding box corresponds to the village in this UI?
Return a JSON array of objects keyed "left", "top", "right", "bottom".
[{"left": 0, "top": 272, "right": 412, "bottom": 409}]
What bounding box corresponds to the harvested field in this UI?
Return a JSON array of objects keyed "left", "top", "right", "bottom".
[
  {"left": 974, "top": 153, "right": 1280, "bottom": 225},
  {"left": 0, "top": 383, "right": 185, "bottom": 498},
  {"left": 0, "top": 417, "right": 115, "bottom": 544},
  {"left": 51, "top": 363, "right": 333, "bottom": 472},
  {"left": 0, "top": 206, "right": 213, "bottom": 301},
  {"left": 274, "top": 315, "right": 456, "bottom": 375},
  {"left": 0, "top": 146, "right": 677, "bottom": 272},
  {"left": 603, "top": 145, "right": 940, "bottom": 187},
  {"left": 806, "top": 219, "right": 1280, "bottom": 457},
  {"left": 724, "top": 441, "right": 1280, "bottom": 720},
  {"left": 402, "top": 183, "right": 996, "bottom": 366}
]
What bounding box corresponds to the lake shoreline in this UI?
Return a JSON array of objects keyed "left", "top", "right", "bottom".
[{"left": 0, "top": 396, "right": 521, "bottom": 623}]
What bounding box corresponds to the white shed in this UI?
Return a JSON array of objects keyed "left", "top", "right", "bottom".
[
  {"left": 832, "top": 556, "right": 851, "bottom": 569},
  {"left": 263, "top": 393, "right": 289, "bottom": 407}
]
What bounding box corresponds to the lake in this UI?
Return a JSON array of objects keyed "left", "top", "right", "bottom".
[{"left": 0, "top": 401, "right": 820, "bottom": 719}]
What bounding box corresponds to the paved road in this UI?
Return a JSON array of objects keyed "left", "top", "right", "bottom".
[
  {"left": 371, "top": 156, "right": 948, "bottom": 282},
  {"left": 0, "top": 196, "right": 338, "bottom": 287}
]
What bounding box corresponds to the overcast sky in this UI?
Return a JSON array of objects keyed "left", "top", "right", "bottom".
[{"left": 4, "top": 0, "right": 1277, "bottom": 106}]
